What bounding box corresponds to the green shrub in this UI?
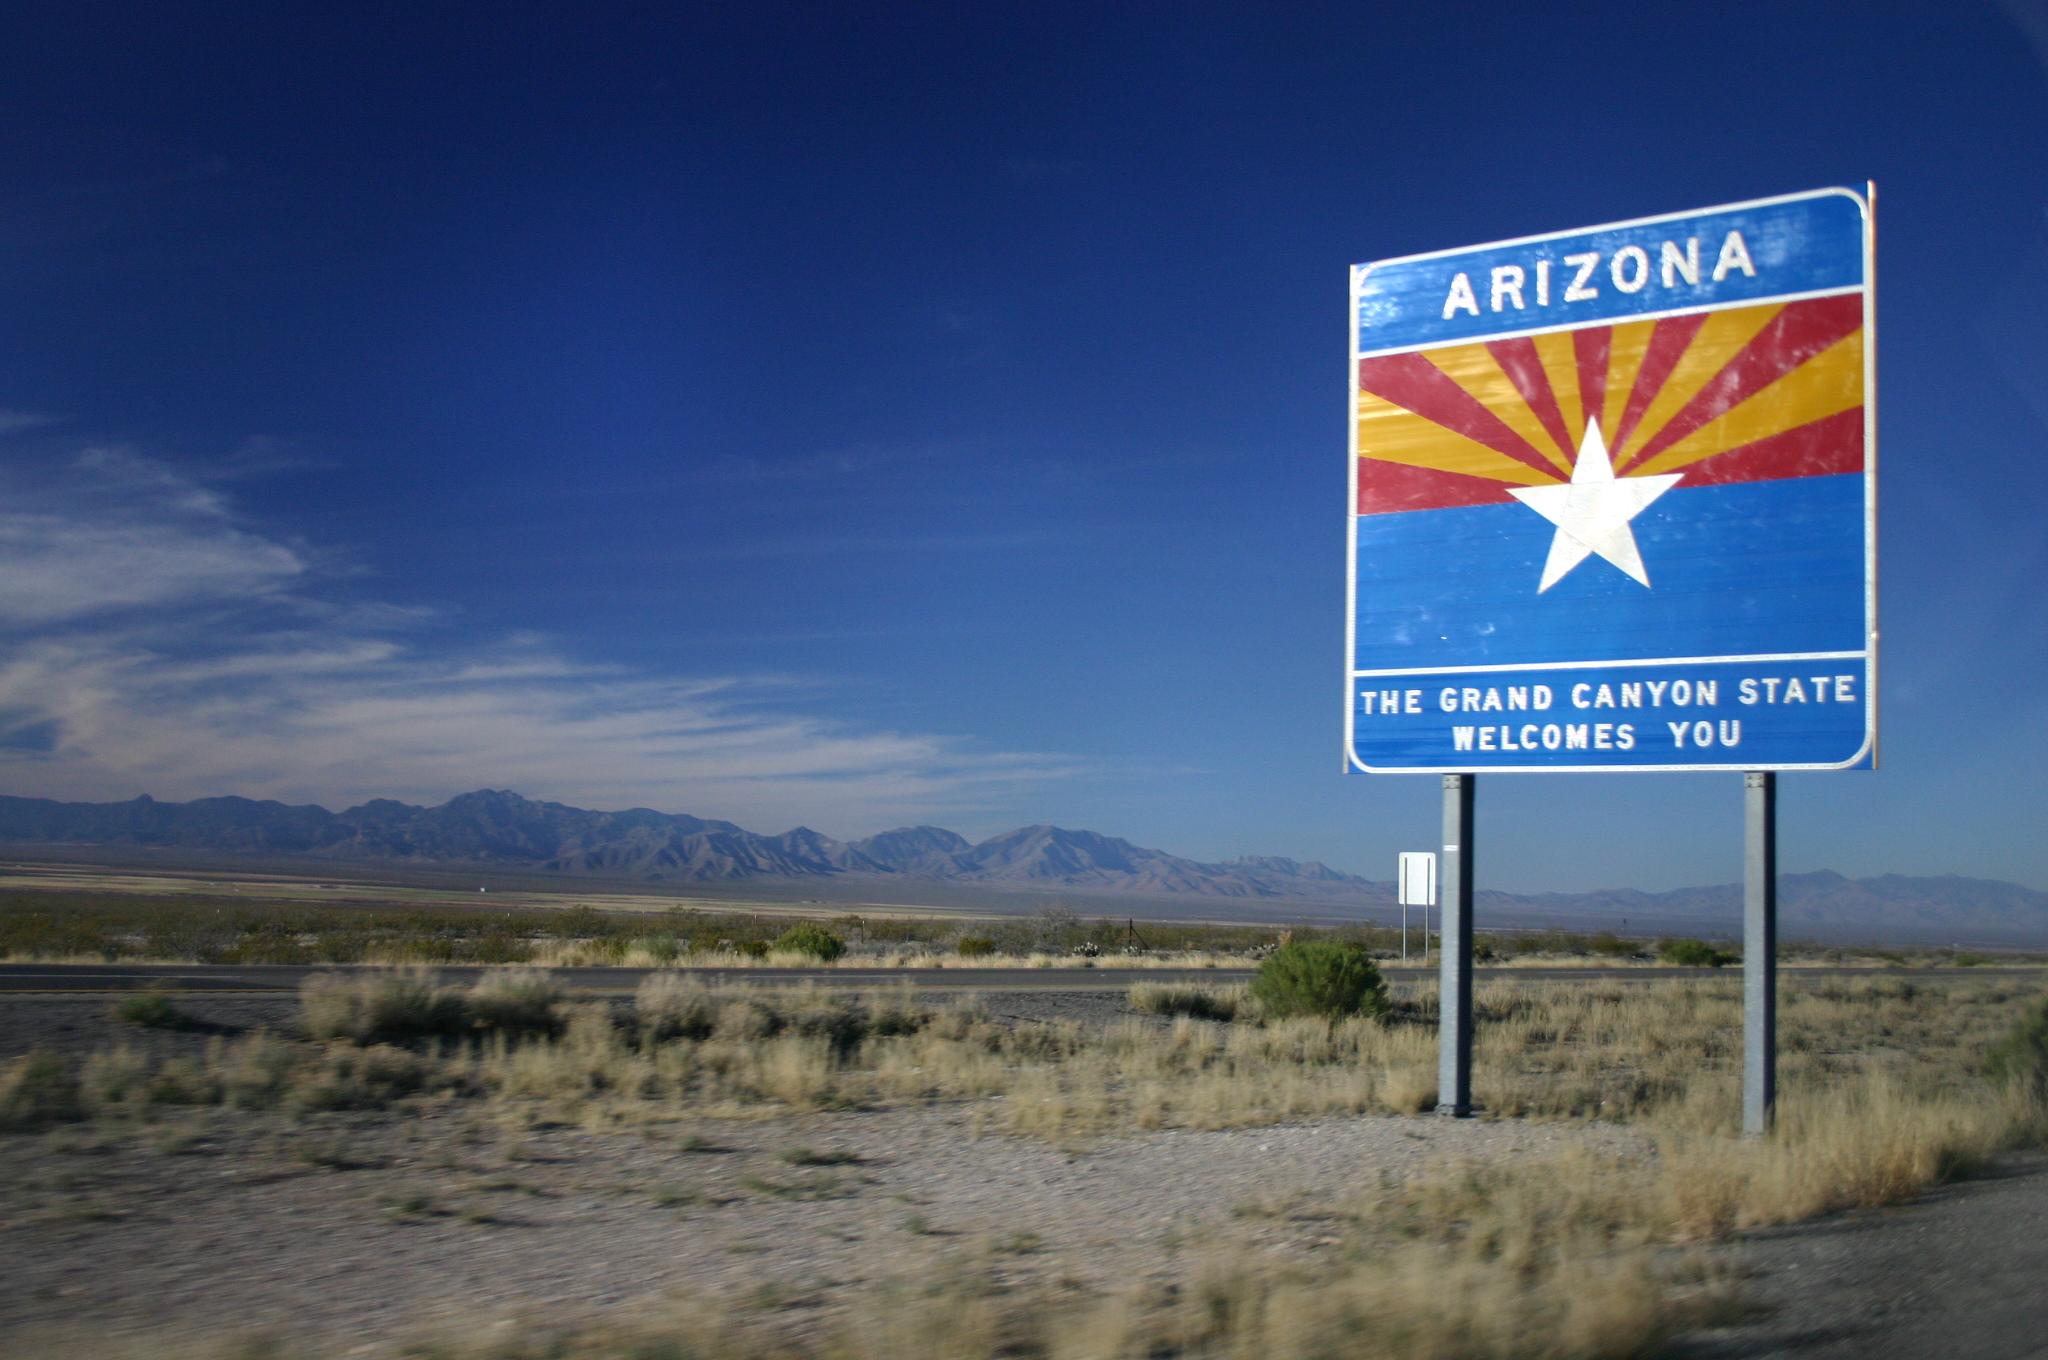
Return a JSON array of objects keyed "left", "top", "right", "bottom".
[
  {"left": 1249, "top": 940, "right": 1389, "bottom": 1020},
  {"left": 1985, "top": 995, "right": 2048, "bottom": 1098},
  {"left": 1589, "top": 932, "right": 1638, "bottom": 957},
  {"left": 956, "top": 936, "right": 997, "bottom": 958},
  {"left": 1657, "top": 938, "right": 1736, "bottom": 968},
  {"left": 0, "top": 1050, "right": 83, "bottom": 1129},
  {"left": 113, "top": 988, "right": 196, "bottom": 1030},
  {"left": 735, "top": 940, "right": 770, "bottom": 960},
  {"left": 772, "top": 923, "right": 846, "bottom": 962}
]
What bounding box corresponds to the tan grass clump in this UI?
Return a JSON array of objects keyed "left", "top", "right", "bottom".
[
  {"left": 1126, "top": 980, "right": 1248, "bottom": 1022},
  {"left": 464, "top": 969, "right": 567, "bottom": 1038},
  {"left": 301, "top": 967, "right": 468, "bottom": 1044}
]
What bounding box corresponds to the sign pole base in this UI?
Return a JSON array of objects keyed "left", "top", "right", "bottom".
[{"left": 1436, "top": 773, "right": 1474, "bottom": 1117}]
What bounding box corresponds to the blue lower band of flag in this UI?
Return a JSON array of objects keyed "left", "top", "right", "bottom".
[{"left": 1352, "top": 473, "right": 1866, "bottom": 671}]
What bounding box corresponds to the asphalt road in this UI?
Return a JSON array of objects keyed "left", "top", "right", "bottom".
[
  {"left": 2, "top": 961, "right": 2041, "bottom": 994},
  {"left": 1686, "top": 1155, "right": 2048, "bottom": 1360}
]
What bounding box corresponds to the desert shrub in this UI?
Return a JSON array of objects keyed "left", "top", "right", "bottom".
[
  {"left": 1250, "top": 941, "right": 1389, "bottom": 1021},
  {"left": 0, "top": 1050, "right": 82, "bottom": 1129},
  {"left": 1984, "top": 994, "right": 2048, "bottom": 1098},
  {"left": 301, "top": 968, "right": 469, "bottom": 1044},
  {"left": 145, "top": 1056, "right": 222, "bottom": 1106},
  {"left": 549, "top": 905, "right": 614, "bottom": 940},
  {"left": 80, "top": 1047, "right": 150, "bottom": 1110},
  {"left": 637, "top": 973, "right": 720, "bottom": 1042},
  {"left": 1589, "top": 932, "right": 1638, "bottom": 957},
  {"left": 1128, "top": 981, "right": 1245, "bottom": 1022},
  {"left": 215, "top": 1032, "right": 302, "bottom": 1109},
  {"left": 956, "top": 936, "right": 997, "bottom": 958},
  {"left": 713, "top": 996, "right": 782, "bottom": 1041},
  {"left": 863, "top": 985, "right": 929, "bottom": 1037},
  {"left": 113, "top": 988, "right": 196, "bottom": 1030},
  {"left": 289, "top": 1043, "right": 438, "bottom": 1113},
  {"left": 735, "top": 940, "right": 770, "bottom": 960},
  {"left": 467, "top": 969, "right": 567, "bottom": 1038},
  {"left": 772, "top": 923, "right": 846, "bottom": 962},
  {"left": 1658, "top": 938, "right": 1736, "bottom": 968},
  {"left": 469, "top": 931, "right": 534, "bottom": 965},
  {"left": 783, "top": 989, "right": 869, "bottom": 1055},
  {"left": 644, "top": 934, "right": 682, "bottom": 965}
]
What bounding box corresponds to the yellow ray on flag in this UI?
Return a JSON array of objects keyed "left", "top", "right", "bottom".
[
  {"left": 1357, "top": 394, "right": 1557, "bottom": 486},
  {"left": 1614, "top": 303, "right": 1784, "bottom": 468},
  {"left": 1632, "top": 330, "right": 1865, "bottom": 476},
  {"left": 1600, "top": 319, "right": 1658, "bottom": 448},
  {"left": 1529, "top": 330, "right": 1584, "bottom": 458},
  {"left": 1422, "top": 343, "right": 1574, "bottom": 476}
]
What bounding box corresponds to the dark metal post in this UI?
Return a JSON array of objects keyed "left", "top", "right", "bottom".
[
  {"left": 1744, "top": 771, "right": 1777, "bottom": 1138},
  {"left": 1437, "top": 774, "right": 1474, "bottom": 1116}
]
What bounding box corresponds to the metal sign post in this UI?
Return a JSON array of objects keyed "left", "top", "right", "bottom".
[
  {"left": 1346, "top": 187, "right": 1875, "bottom": 1131},
  {"left": 1436, "top": 775, "right": 1474, "bottom": 1116},
  {"left": 1744, "top": 771, "right": 1777, "bottom": 1136}
]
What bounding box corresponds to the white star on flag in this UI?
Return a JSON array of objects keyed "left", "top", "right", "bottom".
[{"left": 1509, "top": 422, "right": 1683, "bottom": 593}]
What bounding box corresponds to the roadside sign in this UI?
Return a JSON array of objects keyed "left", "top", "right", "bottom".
[
  {"left": 1398, "top": 851, "right": 1437, "bottom": 906},
  {"left": 1346, "top": 187, "right": 1875, "bottom": 772}
]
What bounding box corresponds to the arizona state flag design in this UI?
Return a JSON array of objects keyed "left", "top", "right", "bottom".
[{"left": 1346, "top": 188, "right": 1875, "bottom": 773}]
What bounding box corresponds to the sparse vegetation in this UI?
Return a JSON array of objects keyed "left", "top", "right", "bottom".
[{"left": 6, "top": 882, "right": 2042, "bottom": 973}]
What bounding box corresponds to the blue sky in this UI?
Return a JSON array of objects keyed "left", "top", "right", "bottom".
[{"left": 1, "top": 2, "right": 2045, "bottom": 892}]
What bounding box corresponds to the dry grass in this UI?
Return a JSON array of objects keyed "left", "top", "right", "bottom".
[
  {"left": 22, "top": 971, "right": 2047, "bottom": 1145},
  {"left": 16, "top": 1232, "right": 1717, "bottom": 1360},
  {"left": 9, "top": 972, "right": 2046, "bottom": 1359},
  {"left": 1126, "top": 979, "right": 1250, "bottom": 1021}
]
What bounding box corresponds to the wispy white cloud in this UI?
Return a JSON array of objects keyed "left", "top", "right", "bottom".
[
  {"left": 0, "top": 448, "right": 1077, "bottom": 832},
  {"left": 0, "top": 447, "right": 305, "bottom": 625}
]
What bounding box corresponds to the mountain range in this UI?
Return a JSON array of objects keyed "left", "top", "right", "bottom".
[
  {"left": 0, "top": 788, "right": 1374, "bottom": 897},
  {"left": 1, "top": 788, "right": 2044, "bottom": 945}
]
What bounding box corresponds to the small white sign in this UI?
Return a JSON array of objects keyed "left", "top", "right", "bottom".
[{"left": 1398, "top": 851, "right": 1438, "bottom": 907}]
